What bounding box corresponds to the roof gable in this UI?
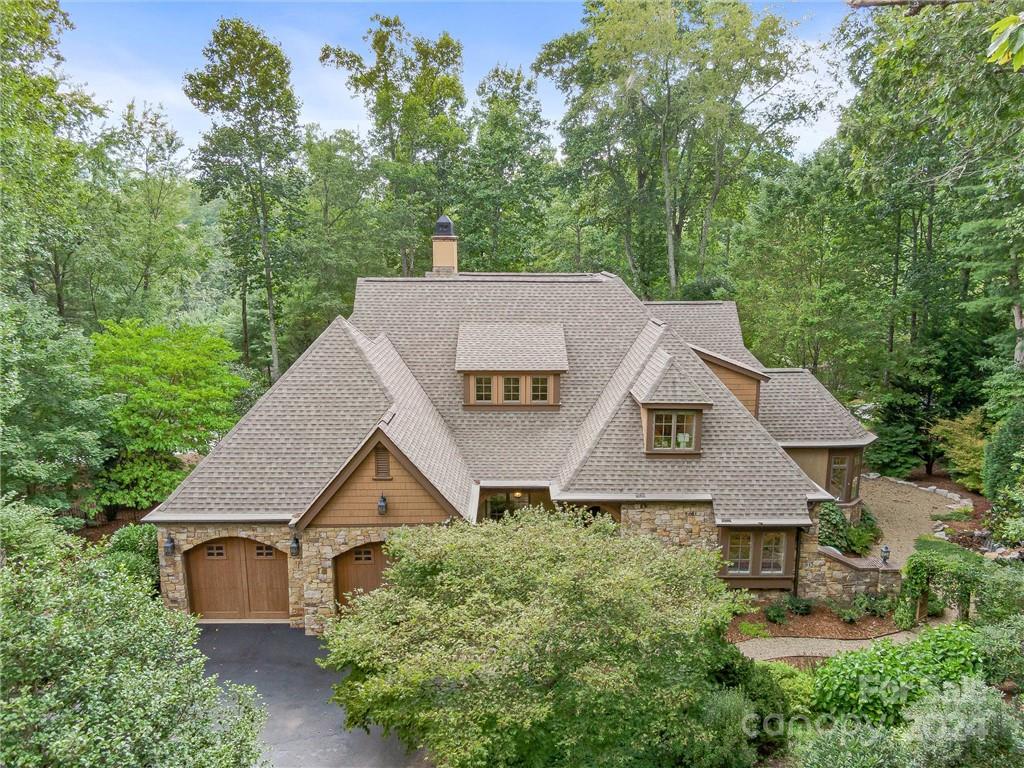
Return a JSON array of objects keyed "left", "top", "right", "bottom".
[{"left": 630, "top": 347, "right": 713, "bottom": 406}]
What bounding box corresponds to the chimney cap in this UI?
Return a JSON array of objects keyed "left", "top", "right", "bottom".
[{"left": 434, "top": 214, "right": 455, "bottom": 238}]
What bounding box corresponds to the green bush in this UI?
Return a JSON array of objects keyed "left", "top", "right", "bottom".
[
  {"left": 998, "top": 516, "right": 1024, "bottom": 545},
  {"left": 930, "top": 409, "right": 986, "bottom": 493},
  {"left": 0, "top": 495, "right": 79, "bottom": 565},
  {"left": 818, "top": 503, "right": 849, "bottom": 551},
  {"left": 845, "top": 524, "right": 876, "bottom": 556},
  {"left": 975, "top": 563, "right": 1024, "bottom": 624},
  {"left": 100, "top": 549, "right": 159, "bottom": 590},
  {"left": 0, "top": 552, "right": 265, "bottom": 766},
  {"left": 901, "top": 677, "right": 1024, "bottom": 768},
  {"left": 760, "top": 661, "right": 814, "bottom": 718},
  {"left": 866, "top": 410, "right": 923, "bottom": 479},
  {"left": 812, "top": 624, "right": 983, "bottom": 725},
  {"left": 853, "top": 592, "right": 893, "bottom": 618},
  {"left": 975, "top": 615, "right": 1024, "bottom": 685},
  {"left": 983, "top": 403, "right": 1024, "bottom": 499},
  {"left": 687, "top": 688, "right": 758, "bottom": 768},
  {"left": 786, "top": 594, "right": 813, "bottom": 615},
  {"left": 709, "top": 650, "right": 791, "bottom": 755},
  {"left": 321, "top": 508, "right": 749, "bottom": 768},
  {"left": 53, "top": 516, "right": 85, "bottom": 533},
  {"left": 793, "top": 720, "right": 908, "bottom": 768},
  {"left": 893, "top": 598, "right": 916, "bottom": 630},
  {"left": 104, "top": 523, "right": 160, "bottom": 590},
  {"left": 827, "top": 599, "right": 866, "bottom": 624},
  {"left": 764, "top": 600, "right": 788, "bottom": 624},
  {"left": 901, "top": 546, "right": 987, "bottom": 621},
  {"left": 987, "top": 484, "right": 1024, "bottom": 545}
]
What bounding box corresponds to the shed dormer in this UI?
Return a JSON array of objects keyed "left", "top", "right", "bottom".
[
  {"left": 456, "top": 323, "right": 568, "bottom": 408},
  {"left": 631, "top": 348, "right": 712, "bottom": 454}
]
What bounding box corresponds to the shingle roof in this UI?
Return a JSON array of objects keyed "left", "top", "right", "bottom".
[
  {"left": 455, "top": 322, "right": 568, "bottom": 371},
  {"left": 645, "top": 301, "right": 764, "bottom": 370},
  {"left": 145, "top": 319, "right": 391, "bottom": 523},
  {"left": 630, "top": 347, "right": 713, "bottom": 405},
  {"left": 150, "top": 272, "right": 844, "bottom": 528},
  {"left": 759, "top": 368, "right": 875, "bottom": 446}
]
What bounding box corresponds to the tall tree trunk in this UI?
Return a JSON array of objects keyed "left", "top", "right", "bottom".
[
  {"left": 1011, "top": 259, "right": 1024, "bottom": 368},
  {"left": 50, "top": 253, "right": 66, "bottom": 318},
  {"left": 696, "top": 135, "right": 725, "bottom": 279},
  {"left": 573, "top": 222, "right": 582, "bottom": 271},
  {"left": 258, "top": 196, "right": 280, "bottom": 382},
  {"left": 240, "top": 274, "right": 250, "bottom": 366},
  {"left": 661, "top": 141, "right": 677, "bottom": 292},
  {"left": 885, "top": 209, "right": 902, "bottom": 385}
]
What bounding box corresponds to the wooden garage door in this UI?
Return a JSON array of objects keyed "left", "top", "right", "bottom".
[
  {"left": 186, "top": 538, "right": 288, "bottom": 620},
  {"left": 334, "top": 542, "right": 388, "bottom": 607}
]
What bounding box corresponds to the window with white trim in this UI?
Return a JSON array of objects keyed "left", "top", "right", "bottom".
[
  {"left": 760, "top": 532, "right": 785, "bottom": 574},
  {"left": 726, "top": 532, "right": 752, "bottom": 574}
]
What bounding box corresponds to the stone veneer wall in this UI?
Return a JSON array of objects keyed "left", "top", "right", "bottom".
[
  {"left": 796, "top": 504, "right": 902, "bottom": 601},
  {"left": 157, "top": 524, "right": 410, "bottom": 634},
  {"left": 619, "top": 502, "right": 719, "bottom": 550}
]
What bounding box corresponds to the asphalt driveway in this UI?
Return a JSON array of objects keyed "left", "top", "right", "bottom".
[{"left": 199, "top": 624, "right": 422, "bottom": 768}]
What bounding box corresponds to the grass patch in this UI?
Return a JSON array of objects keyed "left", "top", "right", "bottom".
[
  {"left": 737, "top": 621, "right": 770, "bottom": 639},
  {"left": 914, "top": 535, "right": 984, "bottom": 563},
  {"left": 930, "top": 509, "right": 973, "bottom": 522}
]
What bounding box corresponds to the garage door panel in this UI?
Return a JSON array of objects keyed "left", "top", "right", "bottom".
[
  {"left": 187, "top": 539, "right": 246, "bottom": 619},
  {"left": 186, "top": 537, "right": 288, "bottom": 621},
  {"left": 244, "top": 541, "right": 289, "bottom": 619},
  {"left": 334, "top": 542, "right": 388, "bottom": 607}
]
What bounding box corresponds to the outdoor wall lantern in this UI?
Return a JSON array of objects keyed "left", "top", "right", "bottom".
[
  {"left": 163, "top": 534, "right": 175, "bottom": 557},
  {"left": 290, "top": 536, "right": 301, "bottom": 557},
  {"left": 378, "top": 494, "right": 388, "bottom": 515},
  {"left": 880, "top": 544, "right": 891, "bottom": 565}
]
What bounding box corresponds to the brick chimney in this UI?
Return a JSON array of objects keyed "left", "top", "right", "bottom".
[{"left": 429, "top": 215, "right": 457, "bottom": 276}]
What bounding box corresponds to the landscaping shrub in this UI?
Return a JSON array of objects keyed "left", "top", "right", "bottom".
[
  {"left": 0, "top": 551, "right": 265, "bottom": 766},
  {"left": 901, "top": 545, "right": 987, "bottom": 621},
  {"left": 764, "top": 600, "right": 788, "bottom": 624},
  {"left": 812, "top": 624, "right": 982, "bottom": 725},
  {"left": 893, "top": 597, "right": 916, "bottom": 630},
  {"left": 844, "top": 524, "right": 876, "bottom": 556},
  {"left": 737, "top": 620, "right": 769, "bottom": 638},
  {"left": 817, "top": 503, "right": 849, "bottom": 551},
  {"left": 853, "top": 592, "right": 893, "bottom": 619},
  {"left": 975, "top": 615, "right": 1024, "bottom": 685},
  {"left": 983, "top": 402, "right": 1024, "bottom": 499},
  {"left": 975, "top": 563, "right": 1024, "bottom": 624},
  {"left": 321, "top": 508, "right": 750, "bottom": 768},
  {"left": 785, "top": 594, "right": 813, "bottom": 615},
  {"left": 930, "top": 409, "right": 986, "bottom": 492},
  {"left": 0, "top": 495, "right": 79, "bottom": 565},
  {"left": 53, "top": 515, "right": 85, "bottom": 533},
  {"left": 793, "top": 720, "right": 907, "bottom": 768},
  {"left": 760, "top": 661, "right": 814, "bottom": 718},
  {"left": 103, "top": 523, "right": 160, "bottom": 589},
  {"left": 827, "top": 599, "right": 866, "bottom": 624},
  {"left": 901, "top": 677, "right": 1024, "bottom": 768},
  {"left": 709, "top": 650, "right": 790, "bottom": 755},
  {"left": 686, "top": 688, "right": 758, "bottom": 768}
]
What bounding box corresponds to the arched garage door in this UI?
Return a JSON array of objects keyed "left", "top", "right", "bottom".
[
  {"left": 334, "top": 542, "right": 388, "bottom": 607},
  {"left": 186, "top": 537, "right": 288, "bottom": 620}
]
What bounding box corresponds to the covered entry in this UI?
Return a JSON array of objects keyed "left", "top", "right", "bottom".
[
  {"left": 186, "top": 537, "right": 289, "bottom": 620},
  {"left": 334, "top": 542, "right": 388, "bottom": 606}
]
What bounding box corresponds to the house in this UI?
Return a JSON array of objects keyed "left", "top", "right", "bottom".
[{"left": 145, "top": 216, "right": 887, "bottom": 634}]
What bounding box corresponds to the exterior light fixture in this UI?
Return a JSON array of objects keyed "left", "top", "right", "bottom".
[
  {"left": 512, "top": 491, "right": 523, "bottom": 499},
  {"left": 880, "top": 544, "right": 891, "bottom": 565},
  {"left": 163, "top": 534, "right": 176, "bottom": 557},
  {"left": 290, "top": 536, "right": 301, "bottom": 557},
  {"left": 377, "top": 494, "right": 388, "bottom": 515}
]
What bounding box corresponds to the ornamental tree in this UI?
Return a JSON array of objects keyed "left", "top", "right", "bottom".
[
  {"left": 91, "top": 320, "right": 248, "bottom": 509},
  {"left": 321, "top": 508, "right": 748, "bottom": 768}
]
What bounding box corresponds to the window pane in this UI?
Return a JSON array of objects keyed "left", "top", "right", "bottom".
[
  {"left": 486, "top": 493, "right": 509, "bottom": 521},
  {"left": 674, "top": 413, "right": 694, "bottom": 449},
  {"left": 503, "top": 376, "right": 521, "bottom": 402},
  {"left": 475, "top": 376, "right": 492, "bottom": 402},
  {"left": 653, "top": 413, "right": 674, "bottom": 449},
  {"left": 761, "top": 533, "right": 785, "bottom": 574},
  {"left": 726, "top": 532, "right": 752, "bottom": 574},
  {"left": 829, "top": 456, "right": 850, "bottom": 499},
  {"left": 531, "top": 376, "right": 548, "bottom": 403}
]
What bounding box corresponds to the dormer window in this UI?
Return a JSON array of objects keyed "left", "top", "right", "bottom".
[
  {"left": 645, "top": 409, "right": 702, "bottom": 453},
  {"left": 467, "top": 373, "right": 558, "bottom": 407}
]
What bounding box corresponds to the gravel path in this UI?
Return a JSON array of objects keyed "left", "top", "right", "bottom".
[{"left": 860, "top": 477, "right": 955, "bottom": 566}]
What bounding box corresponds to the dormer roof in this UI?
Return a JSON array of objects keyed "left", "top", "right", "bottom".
[
  {"left": 630, "top": 348, "right": 713, "bottom": 407},
  {"left": 455, "top": 322, "right": 568, "bottom": 372}
]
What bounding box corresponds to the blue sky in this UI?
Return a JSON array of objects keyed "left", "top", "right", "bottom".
[{"left": 61, "top": 1, "right": 854, "bottom": 156}]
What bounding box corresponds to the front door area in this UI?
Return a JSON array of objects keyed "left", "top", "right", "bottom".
[
  {"left": 334, "top": 542, "right": 388, "bottom": 607},
  {"left": 186, "top": 537, "right": 289, "bottom": 620}
]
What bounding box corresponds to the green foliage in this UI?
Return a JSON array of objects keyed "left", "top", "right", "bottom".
[
  {"left": 52, "top": 515, "right": 85, "bottom": 533},
  {"left": 760, "top": 661, "right": 814, "bottom": 718},
  {"left": 987, "top": 13, "right": 1024, "bottom": 71},
  {"left": 866, "top": 399, "right": 926, "bottom": 479},
  {"left": 785, "top": 594, "right": 813, "bottom": 615},
  {"left": 975, "top": 615, "right": 1024, "bottom": 686},
  {"left": 982, "top": 361, "right": 1024, "bottom": 424},
  {"left": 103, "top": 523, "right": 159, "bottom": 589},
  {"left": 0, "top": 294, "right": 112, "bottom": 510},
  {"left": 0, "top": 554, "right": 265, "bottom": 766},
  {"left": 984, "top": 403, "right": 1024, "bottom": 499},
  {"left": 975, "top": 563, "right": 1024, "bottom": 625},
  {"left": 845, "top": 525, "right": 877, "bottom": 557},
  {"left": 686, "top": 689, "right": 758, "bottom": 768},
  {"left": 827, "top": 599, "right": 866, "bottom": 625},
  {"left": 901, "top": 677, "right": 1024, "bottom": 768},
  {"left": 818, "top": 503, "right": 878, "bottom": 556},
  {"left": 986, "top": 484, "right": 1024, "bottom": 547},
  {"left": 812, "top": 624, "right": 983, "bottom": 725},
  {"left": 707, "top": 648, "right": 790, "bottom": 755},
  {"left": 794, "top": 720, "right": 907, "bottom": 768},
  {"left": 0, "top": 495, "right": 79, "bottom": 565},
  {"left": 737, "top": 621, "right": 769, "bottom": 639},
  {"left": 853, "top": 591, "right": 894, "bottom": 619},
  {"left": 764, "top": 600, "right": 788, "bottom": 624},
  {"left": 930, "top": 409, "right": 986, "bottom": 492},
  {"left": 321, "top": 508, "right": 749, "bottom": 768},
  {"left": 902, "top": 545, "right": 987, "bottom": 621},
  {"left": 91, "top": 321, "right": 247, "bottom": 509},
  {"left": 893, "top": 598, "right": 916, "bottom": 631}
]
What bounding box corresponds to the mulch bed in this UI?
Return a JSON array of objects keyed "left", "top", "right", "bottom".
[{"left": 726, "top": 605, "right": 899, "bottom": 643}]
